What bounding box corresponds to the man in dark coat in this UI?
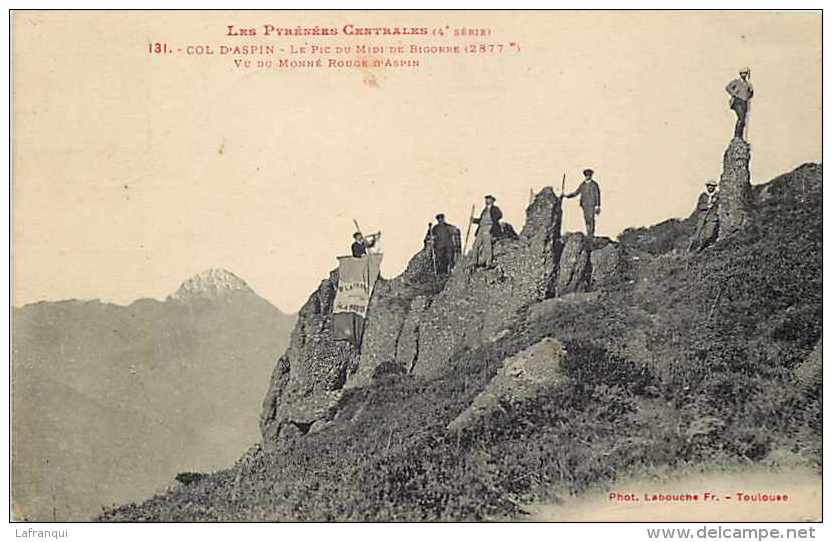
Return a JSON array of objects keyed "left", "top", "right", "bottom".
[
  {"left": 470, "top": 195, "right": 502, "bottom": 268},
  {"left": 565, "top": 169, "right": 602, "bottom": 239},
  {"left": 688, "top": 181, "right": 720, "bottom": 253},
  {"left": 351, "top": 232, "right": 378, "bottom": 258},
  {"left": 430, "top": 214, "right": 458, "bottom": 275},
  {"left": 726, "top": 67, "right": 754, "bottom": 140}
]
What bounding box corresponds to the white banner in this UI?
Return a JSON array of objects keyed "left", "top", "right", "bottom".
[{"left": 333, "top": 253, "right": 383, "bottom": 318}]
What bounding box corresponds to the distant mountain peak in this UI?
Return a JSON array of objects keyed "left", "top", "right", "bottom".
[{"left": 172, "top": 268, "right": 254, "bottom": 301}]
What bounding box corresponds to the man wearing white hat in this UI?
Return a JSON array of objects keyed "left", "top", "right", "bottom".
[{"left": 725, "top": 67, "right": 754, "bottom": 140}]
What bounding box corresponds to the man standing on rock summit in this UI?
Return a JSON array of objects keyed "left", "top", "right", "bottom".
[
  {"left": 470, "top": 194, "right": 502, "bottom": 269},
  {"left": 565, "top": 169, "right": 602, "bottom": 239},
  {"left": 726, "top": 67, "right": 754, "bottom": 140}
]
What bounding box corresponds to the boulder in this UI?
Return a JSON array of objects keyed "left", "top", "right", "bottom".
[
  {"left": 394, "top": 295, "right": 432, "bottom": 372},
  {"left": 556, "top": 233, "right": 592, "bottom": 294},
  {"left": 590, "top": 238, "right": 626, "bottom": 286},
  {"left": 447, "top": 338, "right": 566, "bottom": 432},
  {"left": 555, "top": 234, "right": 625, "bottom": 295}
]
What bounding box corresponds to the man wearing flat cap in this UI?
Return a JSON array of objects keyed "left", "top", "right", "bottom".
[
  {"left": 471, "top": 194, "right": 503, "bottom": 268},
  {"left": 430, "top": 213, "right": 459, "bottom": 275},
  {"left": 688, "top": 180, "right": 720, "bottom": 253},
  {"left": 565, "top": 169, "right": 602, "bottom": 239},
  {"left": 726, "top": 67, "right": 754, "bottom": 140}
]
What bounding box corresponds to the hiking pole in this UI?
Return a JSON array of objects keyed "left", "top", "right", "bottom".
[
  {"left": 560, "top": 173, "right": 566, "bottom": 198},
  {"left": 463, "top": 204, "right": 475, "bottom": 254}
]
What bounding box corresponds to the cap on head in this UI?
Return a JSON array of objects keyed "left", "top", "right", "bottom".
[
  {"left": 484, "top": 194, "right": 496, "bottom": 202},
  {"left": 583, "top": 168, "right": 594, "bottom": 177},
  {"left": 739, "top": 67, "right": 751, "bottom": 75},
  {"left": 435, "top": 213, "right": 445, "bottom": 220},
  {"left": 353, "top": 232, "right": 362, "bottom": 239},
  {"left": 705, "top": 180, "right": 718, "bottom": 187}
]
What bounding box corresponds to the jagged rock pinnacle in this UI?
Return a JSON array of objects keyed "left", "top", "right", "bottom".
[
  {"left": 172, "top": 268, "right": 253, "bottom": 301},
  {"left": 718, "top": 137, "right": 753, "bottom": 239}
]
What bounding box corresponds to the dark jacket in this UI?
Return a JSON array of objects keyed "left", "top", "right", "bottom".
[
  {"left": 351, "top": 241, "right": 367, "bottom": 258},
  {"left": 473, "top": 205, "right": 503, "bottom": 236},
  {"left": 566, "top": 180, "right": 601, "bottom": 210},
  {"left": 352, "top": 236, "right": 377, "bottom": 257},
  {"left": 431, "top": 222, "right": 454, "bottom": 248}
]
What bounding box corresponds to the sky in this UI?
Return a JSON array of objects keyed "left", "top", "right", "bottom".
[{"left": 12, "top": 11, "right": 821, "bottom": 313}]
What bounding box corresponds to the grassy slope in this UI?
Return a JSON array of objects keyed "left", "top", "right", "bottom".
[{"left": 101, "top": 163, "right": 821, "bottom": 521}]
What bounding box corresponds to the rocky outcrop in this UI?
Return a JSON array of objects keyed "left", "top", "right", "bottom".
[
  {"left": 555, "top": 233, "right": 592, "bottom": 294},
  {"left": 394, "top": 295, "right": 431, "bottom": 372},
  {"left": 754, "top": 162, "right": 823, "bottom": 204},
  {"left": 345, "top": 250, "right": 438, "bottom": 388},
  {"left": 447, "top": 338, "right": 566, "bottom": 432},
  {"left": 260, "top": 186, "right": 628, "bottom": 445},
  {"left": 259, "top": 270, "right": 359, "bottom": 446},
  {"left": 555, "top": 234, "right": 626, "bottom": 295},
  {"left": 411, "top": 188, "right": 563, "bottom": 377},
  {"left": 718, "top": 138, "right": 752, "bottom": 238},
  {"left": 591, "top": 238, "right": 627, "bottom": 286}
]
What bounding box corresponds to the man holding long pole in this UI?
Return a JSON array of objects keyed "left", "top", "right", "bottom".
[{"left": 470, "top": 194, "right": 502, "bottom": 269}]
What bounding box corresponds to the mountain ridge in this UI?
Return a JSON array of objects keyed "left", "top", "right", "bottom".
[
  {"left": 12, "top": 269, "right": 296, "bottom": 521},
  {"left": 14, "top": 268, "right": 294, "bottom": 313}
]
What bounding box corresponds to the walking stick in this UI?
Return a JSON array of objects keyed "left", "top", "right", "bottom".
[
  {"left": 560, "top": 173, "right": 566, "bottom": 198},
  {"left": 463, "top": 204, "right": 475, "bottom": 254}
]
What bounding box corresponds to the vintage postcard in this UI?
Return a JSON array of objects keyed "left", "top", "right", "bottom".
[{"left": 10, "top": 9, "right": 822, "bottom": 526}]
